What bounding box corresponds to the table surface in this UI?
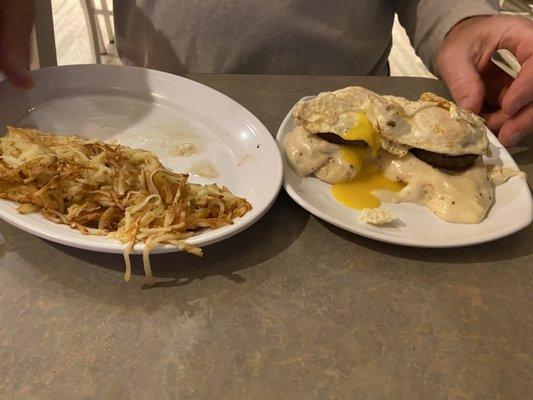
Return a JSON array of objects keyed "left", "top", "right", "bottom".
[{"left": 1, "top": 74, "right": 532, "bottom": 400}]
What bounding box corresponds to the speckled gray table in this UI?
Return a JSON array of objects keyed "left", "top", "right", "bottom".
[{"left": 1, "top": 75, "right": 532, "bottom": 400}]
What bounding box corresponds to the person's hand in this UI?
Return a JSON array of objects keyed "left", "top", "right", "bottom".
[
  {"left": 0, "top": 0, "right": 34, "bottom": 88},
  {"left": 437, "top": 15, "right": 533, "bottom": 147}
]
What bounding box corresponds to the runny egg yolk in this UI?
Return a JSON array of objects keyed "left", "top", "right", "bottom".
[
  {"left": 341, "top": 112, "right": 381, "bottom": 156},
  {"left": 332, "top": 164, "right": 404, "bottom": 209},
  {"left": 332, "top": 112, "right": 404, "bottom": 209}
]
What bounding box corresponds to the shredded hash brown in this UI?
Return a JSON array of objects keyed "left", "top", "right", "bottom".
[{"left": 0, "top": 127, "right": 252, "bottom": 284}]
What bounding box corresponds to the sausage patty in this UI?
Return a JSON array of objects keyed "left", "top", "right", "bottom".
[
  {"left": 316, "top": 132, "right": 366, "bottom": 147},
  {"left": 316, "top": 132, "right": 479, "bottom": 171},
  {"left": 410, "top": 148, "right": 479, "bottom": 170}
]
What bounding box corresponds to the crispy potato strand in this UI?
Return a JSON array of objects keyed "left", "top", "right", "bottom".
[{"left": 0, "top": 127, "right": 252, "bottom": 284}]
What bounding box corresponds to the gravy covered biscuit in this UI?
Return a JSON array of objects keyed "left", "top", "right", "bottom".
[{"left": 283, "top": 86, "right": 523, "bottom": 225}]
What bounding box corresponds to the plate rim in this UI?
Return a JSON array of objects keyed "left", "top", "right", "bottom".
[
  {"left": 0, "top": 64, "right": 283, "bottom": 254},
  {"left": 276, "top": 96, "right": 533, "bottom": 248}
]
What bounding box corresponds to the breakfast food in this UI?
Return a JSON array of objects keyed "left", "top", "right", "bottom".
[
  {"left": 0, "top": 127, "right": 251, "bottom": 284},
  {"left": 287, "top": 87, "right": 383, "bottom": 184},
  {"left": 284, "top": 87, "right": 523, "bottom": 224},
  {"left": 358, "top": 208, "right": 397, "bottom": 226}
]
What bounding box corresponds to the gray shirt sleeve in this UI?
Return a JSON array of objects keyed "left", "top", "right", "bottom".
[{"left": 393, "top": 0, "right": 500, "bottom": 75}]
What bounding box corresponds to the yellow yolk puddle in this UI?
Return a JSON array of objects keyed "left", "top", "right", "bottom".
[
  {"left": 331, "top": 112, "right": 403, "bottom": 210},
  {"left": 332, "top": 163, "right": 404, "bottom": 209}
]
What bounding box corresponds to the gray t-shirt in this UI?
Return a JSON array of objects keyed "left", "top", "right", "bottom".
[{"left": 114, "top": 1, "right": 498, "bottom": 76}]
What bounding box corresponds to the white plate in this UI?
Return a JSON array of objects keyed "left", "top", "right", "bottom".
[
  {"left": 0, "top": 65, "right": 282, "bottom": 253},
  {"left": 277, "top": 96, "right": 533, "bottom": 248}
]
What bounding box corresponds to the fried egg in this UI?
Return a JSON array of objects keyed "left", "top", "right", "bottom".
[
  {"left": 284, "top": 109, "right": 383, "bottom": 185},
  {"left": 285, "top": 111, "right": 403, "bottom": 209},
  {"left": 288, "top": 87, "right": 407, "bottom": 209},
  {"left": 376, "top": 92, "right": 489, "bottom": 156},
  {"left": 293, "top": 86, "right": 385, "bottom": 141}
]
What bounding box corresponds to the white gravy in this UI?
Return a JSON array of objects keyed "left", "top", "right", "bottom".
[
  {"left": 314, "top": 152, "right": 357, "bottom": 184},
  {"left": 374, "top": 152, "right": 494, "bottom": 224},
  {"left": 283, "top": 127, "right": 339, "bottom": 176},
  {"left": 488, "top": 165, "right": 526, "bottom": 186}
]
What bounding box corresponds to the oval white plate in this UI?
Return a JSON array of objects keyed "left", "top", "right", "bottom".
[
  {"left": 277, "top": 96, "right": 533, "bottom": 248},
  {"left": 0, "top": 65, "right": 282, "bottom": 254}
]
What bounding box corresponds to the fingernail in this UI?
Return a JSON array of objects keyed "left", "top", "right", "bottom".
[{"left": 458, "top": 96, "right": 480, "bottom": 113}]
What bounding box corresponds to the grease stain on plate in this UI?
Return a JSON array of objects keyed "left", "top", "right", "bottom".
[
  {"left": 115, "top": 124, "right": 206, "bottom": 158},
  {"left": 189, "top": 161, "right": 219, "bottom": 178}
]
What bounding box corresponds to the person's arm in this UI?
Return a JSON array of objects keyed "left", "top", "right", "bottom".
[
  {"left": 392, "top": 0, "right": 500, "bottom": 74},
  {"left": 0, "top": 0, "right": 34, "bottom": 88}
]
